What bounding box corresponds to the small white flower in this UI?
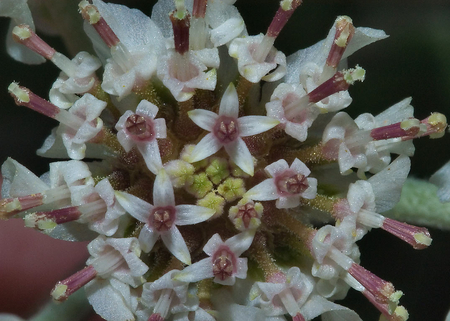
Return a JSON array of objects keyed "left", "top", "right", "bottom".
[
  {"left": 245, "top": 158, "right": 317, "bottom": 209},
  {"left": 116, "top": 169, "right": 215, "bottom": 265},
  {"left": 115, "top": 99, "right": 167, "bottom": 175},
  {"left": 175, "top": 231, "right": 254, "bottom": 286},
  {"left": 188, "top": 82, "right": 279, "bottom": 176}
]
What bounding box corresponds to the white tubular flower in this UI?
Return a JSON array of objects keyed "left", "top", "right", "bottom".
[
  {"left": 49, "top": 51, "right": 102, "bottom": 109},
  {"left": 116, "top": 169, "right": 215, "bottom": 265},
  {"left": 322, "top": 98, "right": 418, "bottom": 177},
  {"left": 0, "top": 0, "right": 45, "bottom": 64},
  {"left": 175, "top": 231, "right": 254, "bottom": 286},
  {"left": 139, "top": 269, "right": 192, "bottom": 321},
  {"left": 51, "top": 236, "right": 148, "bottom": 303},
  {"left": 265, "top": 83, "right": 320, "bottom": 142},
  {"left": 56, "top": 93, "right": 106, "bottom": 160},
  {"left": 157, "top": 48, "right": 218, "bottom": 102},
  {"left": 245, "top": 158, "right": 317, "bottom": 209},
  {"left": 229, "top": 34, "right": 286, "bottom": 83},
  {"left": 188, "top": 82, "right": 279, "bottom": 176},
  {"left": 115, "top": 99, "right": 167, "bottom": 175},
  {"left": 84, "top": 0, "right": 165, "bottom": 100}
]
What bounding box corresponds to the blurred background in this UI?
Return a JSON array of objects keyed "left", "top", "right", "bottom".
[{"left": 0, "top": 0, "right": 449, "bottom": 320}]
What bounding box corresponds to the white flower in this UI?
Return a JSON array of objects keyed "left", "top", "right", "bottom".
[
  {"left": 175, "top": 231, "right": 254, "bottom": 286},
  {"left": 115, "top": 99, "right": 167, "bottom": 175},
  {"left": 188, "top": 82, "right": 279, "bottom": 176},
  {"left": 116, "top": 169, "right": 215, "bottom": 265},
  {"left": 245, "top": 158, "right": 317, "bottom": 209},
  {"left": 229, "top": 34, "right": 286, "bottom": 83}
]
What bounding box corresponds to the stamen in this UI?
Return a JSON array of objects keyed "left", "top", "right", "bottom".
[
  {"left": 79, "top": 0, "right": 120, "bottom": 48},
  {"left": 148, "top": 314, "right": 165, "bottom": 321},
  {"left": 418, "top": 113, "right": 447, "bottom": 139},
  {"left": 12, "top": 25, "right": 55, "bottom": 60},
  {"left": 370, "top": 119, "right": 422, "bottom": 141},
  {"left": 0, "top": 194, "right": 44, "bottom": 220},
  {"left": 279, "top": 288, "right": 302, "bottom": 317},
  {"left": 213, "top": 116, "right": 240, "bottom": 144},
  {"left": 381, "top": 218, "right": 432, "bottom": 250},
  {"left": 24, "top": 206, "right": 82, "bottom": 232},
  {"left": 192, "top": 0, "right": 207, "bottom": 18},
  {"left": 276, "top": 172, "right": 309, "bottom": 196},
  {"left": 8, "top": 83, "right": 84, "bottom": 129},
  {"left": 170, "top": 5, "right": 191, "bottom": 55},
  {"left": 212, "top": 248, "right": 235, "bottom": 281},
  {"left": 284, "top": 67, "right": 365, "bottom": 118},
  {"left": 152, "top": 288, "right": 174, "bottom": 320},
  {"left": 151, "top": 207, "right": 176, "bottom": 232},
  {"left": 51, "top": 265, "right": 97, "bottom": 302},
  {"left": 125, "top": 114, "right": 155, "bottom": 141}
]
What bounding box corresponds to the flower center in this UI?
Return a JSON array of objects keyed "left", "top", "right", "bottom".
[
  {"left": 213, "top": 116, "right": 239, "bottom": 144},
  {"left": 125, "top": 114, "right": 155, "bottom": 141},
  {"left": 237, "top": 203, "right": 258, "bottom": 229},
  {"left": 212, "top": 247, "right": 235, "bottom": 281},
  {"left": 276, "top": 172, "right": 308, "bottom": 196},
  {"left": 150, "top": 206, "right": 176, "bottom": 232}
]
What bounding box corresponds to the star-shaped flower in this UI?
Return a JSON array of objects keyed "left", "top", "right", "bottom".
[
  {"left": 187, "top": 82, "right": 279, "bottom": 176},
  {"left": 115, "top": 169, "right": 215, "bottom": 265}
]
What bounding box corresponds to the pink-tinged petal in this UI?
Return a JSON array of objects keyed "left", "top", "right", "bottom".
[
  {"left": 189, "top": 133, "right": 222, "bottom": 163},
  {"left": 238, "top": 116, "right": 279, "bottom": 137},
  {"left": 219, "top": 83, "right": 239, "bottom": 118},
  {"left": 276, "top": 195, "right": 300, "bottom": 209},
  {"left": 285, "top": 121, "right": 308, "bottom": 142},
  {"left": 224, "top": 138, "right": 254, "bottom": 176},
  {"left": 225, "top": 230, "right": 255, "bottom": 256},
  {"left": 153, "top": 118, "right": 167, "bottom": 138},
  {"left": 115, "top": 191, "right": 152, "bottom": 223},
  {"left": 265, "top": 159, "right": 289, "bottom": 177},
  {"left": 290, "top": 158, "right": 311, "bottom": 176},
  {"left": 136, "top": 100, "right": 159, "bottom": 119},
  {"left": 139, "top": 225, "right": 159, "bottom": 253},
  {"left": 161, "top": 227, "right": 192, "bottom": 265},
  {"left": 301, "top": 178, "right": 318, "bottom": 200},
  {"left": 115, "top": 110, "right": 134, "bottom": 131},
  {"left": 116, "top": 130, "right": 134, "bottom": 152},
  {"left": 188, "top": 109, "right": 218, "bottom": 131},
  {"left": 234, "top": 257, "right": 248, "bottom": 279},
  {"left": 203, "top": 233, "right": 224, "bottom": 256},
  {"left": 153, "top": 170, "right": 175, "bottom": 207},
  {"left": 174, "top": 258, "right": 214, "bottom": 283},
  {"left": 244, "top": 178, "right": 278, "bottom": 201},
  {"left": 175, "top": 205, "right": 215, "bottom": 225},
  {"left": 137, "top": 139, "right": 163, "bottom": 175}
]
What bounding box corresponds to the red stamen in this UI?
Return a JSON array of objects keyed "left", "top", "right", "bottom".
[
  {"left": 51, "top": 265, "right": 97, "bottom": 302},
  {"left": 170, "top": 11, "right": 191, "bottom": 54},
  {"left": 267, "top": 0, "right": 302, "bottom": 38},
  {"left": 382, "top": 218, "right": 432, "bottom": 250},
  {"left": 12, "top": 24, "right": 55, "bottom": 60}
]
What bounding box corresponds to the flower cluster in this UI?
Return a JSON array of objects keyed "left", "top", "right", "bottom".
[{"left": 0, "top": 0, "right": 447, "bottom": 320}]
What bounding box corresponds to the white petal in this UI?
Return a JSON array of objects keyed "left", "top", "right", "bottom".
[
  {"left": 244, "top": 179, "right": 278, "bottom": 201},
  {"left": 301, "top": 178, "right": 318, "bottom": 200},
  {"left": 153, "top": 169, "right": 175, "bottom": 207},
  {"left": 203, "top": 233, "right": 224, "bottom": 256},
  {"left": 161, "top": 227, "right": 192, "bottom": 265},
  {"left": 175, "top": 205, "right": 215, "bottom": 225},
  {"left": 265, "top": 159, "right": 289, "bottom": 177},
  {"left": 139, "top": 225, "right": 159, "bottom": 253},
  {"left": 290, "top": 158, "right": 311, "bottom": 176},
  {"left": 219, "top": 83, "right": 239, "bottom": 118},
  {"left": 224, "top": 138, "right": 254, "bottom": 176},
  {"left": 174, "top": 258, "right": 214, "bottom": 283},
  {"left": 136, "top": 99, "right": 159, "bottom": 119},
  {"left": 238, "top": 116, "right": 279, "bottom": 137},
  {"left": 188, "top": 109, "right": 218, "bottom": 131},
  {"left": 276, "top": 196, "right": 300, "bottom": 209},
  {"left": 137, "top": 140, "right": 163, "bottom": 175},
  {"left": 430, "top": 160, "right": 450, "bottom": 203},
  {"left": 115, "top": 191, "right": 152, "bottom": 223},
  {"left": 85, "top": 279, "right": 135, "bottom": 321},
  {"left": 189, "top": 133, "right": 222, "bottom": 163},
  {"left": 225, "top": 230, "right": 255, "bottom": 256}
]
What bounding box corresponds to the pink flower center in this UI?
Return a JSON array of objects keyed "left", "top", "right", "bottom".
[
  {"left": 212, "top": 247, "right": 236, "bottom": 281},
  {"left": 276, "top": 172, "right": 308, "bottom": 196},
  {"left": 150, "top": 206, "right": 176, "bottom": 232},
  {"left": 125, "top": 114, "right": 155, "bottom": 141},
  {"left": 213, "top": 116, "right": 239, "bottom": 144},
  {"left": 237, "top": 203, "right": 258, "bottom": 229}
]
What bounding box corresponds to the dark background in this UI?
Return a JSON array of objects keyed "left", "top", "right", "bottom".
[{"left": 0, "top": 1, "right": 449, "bottom": 320}]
